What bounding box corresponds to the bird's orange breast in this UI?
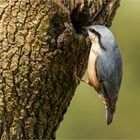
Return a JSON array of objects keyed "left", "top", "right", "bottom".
[{"left": 88, "top": 44, "right": 101, "bottom": 92}]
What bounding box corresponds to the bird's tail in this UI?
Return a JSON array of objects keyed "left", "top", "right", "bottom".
[
  {"left": 106, "top": 109, "right": 113, "bottom": 125},
  {"left": 98, "top": 93, "right": 116, "bottom": 125}
]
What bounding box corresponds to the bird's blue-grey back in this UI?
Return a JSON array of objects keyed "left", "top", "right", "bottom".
[
  {"left": 94, "top": 25, "right": 122, "bottom": 123},
  {"left": 96, "top": 46, "right": 122, "bottom": 106},
  {"left": 92, "top": 25, "right": 123, "bottom": 101},
  {"left": 96, "top": 45, "right": 122, "bottom": 125}
]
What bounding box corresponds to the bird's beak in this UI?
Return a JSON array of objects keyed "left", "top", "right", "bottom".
[
  {"left": 106, "top": 109, "right": 113, "bottom": 125},
  {"left": 86, "top": 27, "right": 91, "bottom": 31}
]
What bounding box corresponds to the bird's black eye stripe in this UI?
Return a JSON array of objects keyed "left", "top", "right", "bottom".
[
  {"left": 89, "top": 28, "right": 100, "bottom": 37},
  {"left": 89, "top": 28, "right": 95, "bottom": 33}
]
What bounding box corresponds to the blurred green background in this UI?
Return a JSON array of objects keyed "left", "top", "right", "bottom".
[{"left": 57, "top": 0, "right": 140, "bottom": 139}]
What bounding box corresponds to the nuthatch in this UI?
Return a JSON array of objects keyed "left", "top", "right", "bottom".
[{"left": 86, "top": 25, "right": 123, "bottom": 125}]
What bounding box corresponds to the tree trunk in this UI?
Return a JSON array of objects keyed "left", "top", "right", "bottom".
[{"left": 0, "top": 0, "right": 121, "bottom": 139}]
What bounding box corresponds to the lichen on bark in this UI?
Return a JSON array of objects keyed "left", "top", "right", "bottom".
[{"left": 0, "top": 0, "right": 121, "bottom": 139}]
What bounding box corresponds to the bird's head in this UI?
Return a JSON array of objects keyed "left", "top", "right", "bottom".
[{"left": 87, "top": 25, "right": 116, "bottom": 50}]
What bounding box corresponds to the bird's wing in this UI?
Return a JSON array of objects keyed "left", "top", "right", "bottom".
[
  {"left": 95, "top": 46, "right": 122, "bottom": 109},
  {"left": 115, "top": 46, "right": 123, "bottom": 88},
  {"left": 95, "top": 54, "right": 112, "bottom": 108}
]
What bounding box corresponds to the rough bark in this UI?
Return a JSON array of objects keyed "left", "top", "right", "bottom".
[{"left": 0, "top": 0, "right": 120, "bottom": 139}]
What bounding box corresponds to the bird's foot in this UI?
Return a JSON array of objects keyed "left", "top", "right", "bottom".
[{"left": 75, "top": 76, "right": 89, "bottom": 85}]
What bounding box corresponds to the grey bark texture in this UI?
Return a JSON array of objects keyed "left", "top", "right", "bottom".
[{"left": 0, "top": 0, "right": 121, "bottom": 139}]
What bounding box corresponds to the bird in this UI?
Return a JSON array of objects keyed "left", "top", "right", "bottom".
[{"left": 86, "top": 25, "right": 123, "bottom": 125}]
